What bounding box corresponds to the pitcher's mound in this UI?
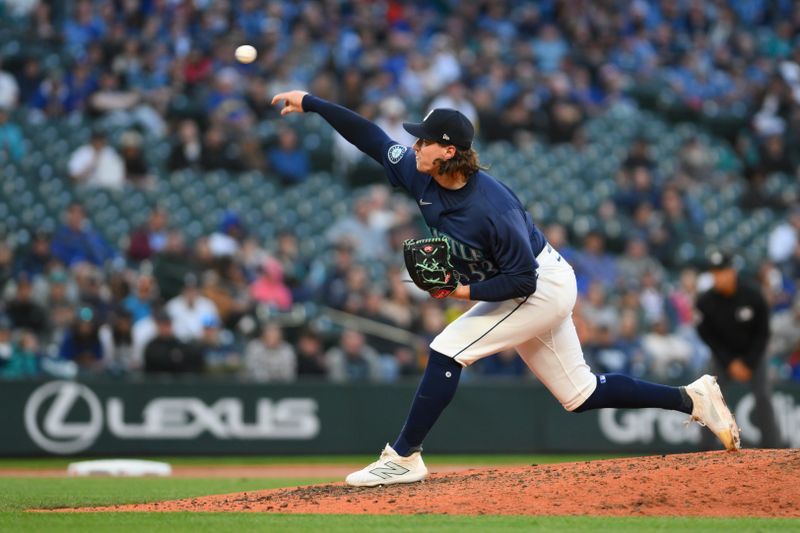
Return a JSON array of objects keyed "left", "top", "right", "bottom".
[{"left": 64, "top": 449, "right": 800, "bottom": 517}]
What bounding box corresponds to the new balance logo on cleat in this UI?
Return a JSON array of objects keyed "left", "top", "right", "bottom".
[{"left": 368, "top": 461, "right": 410, "bottom": 479}]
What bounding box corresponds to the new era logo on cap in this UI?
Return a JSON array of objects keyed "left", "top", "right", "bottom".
[{"left": 403, "top": 108, "right": 474, "bottom": 150}]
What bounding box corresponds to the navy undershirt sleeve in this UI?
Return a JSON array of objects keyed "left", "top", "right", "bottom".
[
  {"left": 469, "top": 209, "right": 539, "bottom": 301},
  {"left": 302, "top": 94, "right": 390, "bottom": 164}
]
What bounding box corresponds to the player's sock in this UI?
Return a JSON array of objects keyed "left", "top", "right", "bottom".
[
  {"left": 392, "top": 350, "right": 462, "bottom": 457},
  {"left": 573, "top": 373, "right": 693, "bottom": 414}
]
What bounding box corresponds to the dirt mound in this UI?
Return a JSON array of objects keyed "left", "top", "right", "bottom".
[{"left": 54, "top": 449, "right": 800, "bottom": 517}]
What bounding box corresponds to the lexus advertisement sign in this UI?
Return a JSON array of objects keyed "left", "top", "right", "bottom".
[{"left": 2, "top": 380, "right": 798, "bottom": 455}]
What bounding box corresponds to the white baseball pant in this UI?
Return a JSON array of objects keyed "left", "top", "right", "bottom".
[{"left": 430, "top": 244, "right": 597, "bottom": 411}]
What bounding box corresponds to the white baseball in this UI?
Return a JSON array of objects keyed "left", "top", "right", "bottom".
[{"left": 235, "top": 45, "right": 257, "bottom": 64}]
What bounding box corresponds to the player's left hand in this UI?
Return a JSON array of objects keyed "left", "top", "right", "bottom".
[
  {"left": 271, "top": 90, "right": 309, "bottom": 115},
  {"left": 728, "top": 359, "right": 752, "bottom": 382}
]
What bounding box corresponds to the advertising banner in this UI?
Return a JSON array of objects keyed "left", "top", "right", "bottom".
[{"left": 2, "top": 380, "right": 798, "bottom": 456}]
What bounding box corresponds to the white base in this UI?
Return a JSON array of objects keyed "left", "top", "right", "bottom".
[{"left": 67, "top": 459, "right": 172, "bottom": 477}]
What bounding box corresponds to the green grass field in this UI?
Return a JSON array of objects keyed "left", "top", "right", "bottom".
[{"left": 0, "top": 455, "right": 797, "bottom": 532}]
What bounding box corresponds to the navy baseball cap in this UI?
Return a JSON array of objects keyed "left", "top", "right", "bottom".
[{"left": 403, "top": 108, "right": 474, "bottom": 150}]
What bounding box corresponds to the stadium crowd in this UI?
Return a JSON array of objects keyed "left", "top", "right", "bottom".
[{"left": 0, "top": 0, "right": 799, "bottom": 383}]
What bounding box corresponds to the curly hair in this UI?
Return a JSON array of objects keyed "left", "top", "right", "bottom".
[{"left": 434, "top": 147, "right": 487, "bottom": 179}]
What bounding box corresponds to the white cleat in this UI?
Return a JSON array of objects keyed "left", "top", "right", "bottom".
[
  {"left": 345, "top": 444, "right": 428, "bottom": 487},
  {"left": 685, "top": 374, "right": 741, "bottom": 451}
]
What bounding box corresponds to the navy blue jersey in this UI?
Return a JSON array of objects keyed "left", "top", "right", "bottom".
[
  {"left": 302, "top": 94, "right": 545, "bottom": 301},
  {"left": 381, "top": 141, "right": 545, "bottom": 293}
]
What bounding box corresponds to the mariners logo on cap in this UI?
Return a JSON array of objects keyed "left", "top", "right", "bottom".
[{"left": 387, "top": 144, "right": 407, "bottom": 164}]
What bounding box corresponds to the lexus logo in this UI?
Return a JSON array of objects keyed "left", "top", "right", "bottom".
[{"left": 24, "top": 381, "right": 103, "bottom": 454}]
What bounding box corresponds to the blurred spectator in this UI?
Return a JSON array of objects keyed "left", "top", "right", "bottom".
[
  {"left": 98, "top": 308, "right": 137, "bottom": 374},
  {"left": 0, "top": 56, "right": 19, "bottom": 109},
  {"left": 50, "top": 203, "right": 117, "bottom": 268},
  {"left": 622, "top": 138, "right": 655, "bottom": 172},
  {"left": 5, "top": 273, "right": 48, "bottom": 336},
  {"left": 757, "top": 260, "right": 795, "bottom": 313},
  {"left": 168, "top": 119, "right": 203, "bottom": 171},
  {"left": 199, "top": 316, "right": 241, "bottom": 376},
  {"left": 639, "top": 270, "right": 668, "bottom": 326},
  {"left": 58, "top": 306, "right": 103, "bottom": 371},
  {"left": 542, "top": 72, "right": 586, "bottom": 144},
  {"left": 338, "top": 264, "right": 370, "bottom": 315},
  {"left": 32, "top": 69, "right": 73, "bottom": 119},
  {"left": 768, "top": 206, "right": 800, "bottom": 266},
  {"left": 585, "top": 324, "right": 627, "bottom": 374},
  {"left": 325, "top": 329, "right": 382, "bottom": 383},
  {"left": 573, "top": 231, "right": 618, "bottom": 292},
  {"left": 72, "top": 263, "right": 113, "bottom": 321},
  {"left": 581, "top": 281, "right": 619, "bottom": 338},
  {"left": 741, "top": 166, "right": 786, "bottom": 210},
  {"left": 16, "top": 58, "right": 43, "bottom": 108},
  {"left": 206, "top": 67, "right": 252, "bottom": 129},
  {"left": 356, "top": 288, "right": 404, "bottom": 356},
  {"left": 249, "top": 256, "right": 292, "bottom": 312},
  {"left": 165, "top": 273, "right": 220, "bottom": 343},
  {"left": 616, "top": 310, "right": 648, "bottom": 377},
  {"left": 242, "top": 323, "right": 296, "bottom": 382},
  {"left": 657, "top": 186, "right": 703, "bottom": 268},
  {"left": 144, "top": 309, "right": 204, "bottom": 374},
  {"left": 614, "top": 165, "right": 661, "bottom": 216},
  {"left": 642, "top": 316, "right": 692, "bottom": 379},
  {"left": 128, "top": 207, "right": 169, "bottom": 262},
  {"left": 375, "top": 96, "right": 415, "bottom": 145},
  {"left": 200, "top": 124, "right": 242, "bottom": 171},
  {"left": 208, "top": 211, "right": 245, "bottom": 258},
  {"left": 429, "top": 82, "right": 479, "bottom": 129},
  {"left": 88, "top": 72, "right": 165, "bottom": 136},
  {"left": 381, "top": 265, "right": 416, "bottom": 329},
  {"left": 239, "top": 135, "right": 268, "bottom": 172},
  {"left": 295, "top": 328, "right": 327, "bottom": 377},
  {"left": 201, "top": 262, "right": 251, "bottom": 329},
  {"left": 152, "top": 230, "right": 194, "bottom": 301},
  {"left": 668, "top": 268, "right": 700, "bottom": 328},
  {"left": 273, "top": 230, "right": 313, "bottom": 303},
  {"left": 122, "top": 272, "right": 158, "bottom": 324},
  {"left": 119, "top": 130, "right": 155, "bottom": 189},
  {"left": 617, "top": 237, "right": 666, "bottom": 284},
  {"left": 326, "top": 196, "right": 389, "bottom": 261},
  {"left": 317, "top": 242, "right": 354, "bottom": 309},
  {"left": 532, "top": 24, "right": 568, "bottom": 73},
  {"left": 67, "top": 129, "right": 125, "bottom": 189},
  {"left": 40, "top": 269, "right": 78, "bottom": 339},
  {"left": 15, "top": 230, "right": 53, "bottom": 280},
  {"left": 1, "top": 329, "right": 41, "bottom": 379},
  {"left": 0, "top": 107, "right": 24, "bottom": 162},
  {"left": 266, "top": 126, "right": 310, "bottom": 185},
  {"left": 757, "top": 134, "right": 795, "bottom": 175},
  {"left": 677, "top": 136, "right": 715, "bottom": 182}
]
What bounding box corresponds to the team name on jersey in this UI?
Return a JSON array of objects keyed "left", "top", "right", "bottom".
[{"left": 430, "top": 228, "right": 498, "bottom": 282}]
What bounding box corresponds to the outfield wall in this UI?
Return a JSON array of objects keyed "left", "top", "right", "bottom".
[{"left": 2, "top": 379, "right": 798, "bottom": 456}]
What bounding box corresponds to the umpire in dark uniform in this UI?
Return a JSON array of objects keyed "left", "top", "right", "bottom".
[{"left": 695, "top": 250, "right": 781, "bottom": 448}]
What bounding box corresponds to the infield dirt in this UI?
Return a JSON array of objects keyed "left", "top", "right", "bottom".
[{"left": 48, "top": 449, "right": 800, "bottom": 517}]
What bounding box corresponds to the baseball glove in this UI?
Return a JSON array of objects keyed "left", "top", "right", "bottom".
[{"left": 403, "top": 237, "right": 458, "bottom": 299}]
